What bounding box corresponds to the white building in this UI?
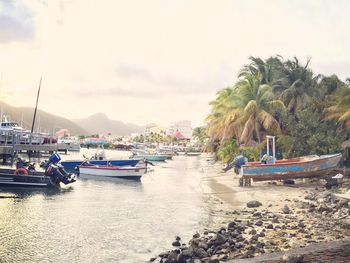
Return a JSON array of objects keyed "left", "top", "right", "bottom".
[{"left": 167, "top": 120, "right": 192, "bottom": 139}]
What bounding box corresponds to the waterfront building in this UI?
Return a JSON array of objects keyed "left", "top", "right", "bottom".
[{"left": 167, "top": 120, "right": 192, "bottom": 139}]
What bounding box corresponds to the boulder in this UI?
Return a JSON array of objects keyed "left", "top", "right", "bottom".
[
  {"left": 247, "top": 200, "right": 262, "bottom": 208},
  {"left": 282, "top": 253, "right": 304, "bottom": 263},
  {"left": 194, "top": 248, "right": 208, "bottom": 258}
]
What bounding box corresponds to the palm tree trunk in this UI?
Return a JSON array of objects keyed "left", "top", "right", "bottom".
[{"left": 255, "top": 122, "right": 261, "bottom": 143}]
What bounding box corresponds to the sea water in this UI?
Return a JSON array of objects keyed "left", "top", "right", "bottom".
[{"left": 0, "top": 149, "right": 223, "bottom": 263}]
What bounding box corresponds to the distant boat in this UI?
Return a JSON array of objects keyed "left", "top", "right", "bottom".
[
  {"left": 58, "top": 137, "right": 81, "bottom": 152},
  {"left": 130, "top": 149, "right": 169, "bottom": 162},
  {"left": 234, "top": 136, "right": 342, "bottom": 186},
  {"left": 185, "top": 152, "right": 201, "bottom": 156},
  {"left": 79, "top": 163, "right": 147, "bottom": 180}
]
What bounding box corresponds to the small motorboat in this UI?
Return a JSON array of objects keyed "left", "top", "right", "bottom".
[
  {"left": 0, "top": 154, "right": 76, "bottom": 188},
  {"left": 78, "top": 161, "right": 147, "bottom": 180},
  {"left": 61, "top": 147, "right": 141, "bottom": 173}
]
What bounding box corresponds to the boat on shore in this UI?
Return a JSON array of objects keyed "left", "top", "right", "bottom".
[
  {"left": 234, "top": 136, "right": 342, "bottom": 186},
  {"left": 0, "top": 168, "right": 57, "bottom": 187},
  {"left": 78, "top": 162, "right": 147, "bottom": 180}
]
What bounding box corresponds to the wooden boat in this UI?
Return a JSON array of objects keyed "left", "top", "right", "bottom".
[
  {"left": 237, "top": 136, "right": 342, "bottom": 186},
  {"left": 78, "top": 163, "right": 147, "bottom": 180}
]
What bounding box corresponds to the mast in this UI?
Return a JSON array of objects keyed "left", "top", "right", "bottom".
[{"left": 31, "top": 77, "right": 42, "bottom": 137}]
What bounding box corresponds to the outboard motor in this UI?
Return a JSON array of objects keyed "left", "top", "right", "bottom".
[
  {"left": 223, "top": 155, "right": 246, "bottom": 174},
  {"left": 43, "top": 153, "right": 76, "bottom": 185}
]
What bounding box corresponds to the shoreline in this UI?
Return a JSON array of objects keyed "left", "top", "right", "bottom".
[{"left": 149, "top": 162, "right": 350, "bottom": 262}]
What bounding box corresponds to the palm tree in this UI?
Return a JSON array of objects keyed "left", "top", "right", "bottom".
[
  {"left": 272, "top": 57, "right": 319, "bottom": 113},
  {"left": 235, "top": 74, "right": 285, "bottom": 144},
  {"left": 324, "top": 85, "right": 350, "bottom": 131}
]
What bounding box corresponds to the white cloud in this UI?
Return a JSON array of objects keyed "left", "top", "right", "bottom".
[{"left": 0, "top": 0, "right": 349, "bottom": 127}]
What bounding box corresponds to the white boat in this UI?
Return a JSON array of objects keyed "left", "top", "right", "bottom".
[
  {"left": 58, "top": 137, "right": 81, "bottom": 152},
  {"left": 79, "top": 162, "right": 147, "bottom": 180}
]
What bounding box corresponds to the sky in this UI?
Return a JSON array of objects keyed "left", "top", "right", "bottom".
[{"left": 0, "top": 0, "right": 349, "bottom": 127}]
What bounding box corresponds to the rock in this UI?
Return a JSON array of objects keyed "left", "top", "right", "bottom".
[
  {"left": 193, "top": 232, "right": 200, "bottom": 238},
  {"left": 253, "top": 211, "right": 262, "bottom": 217},
  {"left": 209, "top": 258, "right": 219, "bottom": 263},
  {"left": 282, "top": 205, "right": 291, "bottom": 214},
  {"left": 172, "top": 240, "right": 181, "bottom": 247},
  {"left": 181, "top": 247, "right": 194, "bottom": 257},
  {"left": 282, "top": 253, "right": 304, "bottom": 263},
  {"left": 247, "top": 200, "right": 262, "bottom": 208},
  {"left": 194, "top": 248, "right": 208, "bottom": 258},
  {"left": 175, "top": 236, "right": 181, "bottom": 241},
  {"left": 249, "top": 229, "right": 257, "bottom": 235},
  {"left": 198, "top": 241, "right": 208, "bottom": 250},
  {"left": 214, "top": 233, "right": 227, "bottom": 245},
  {"left": 149, "top": 257, "right": 156, "bottom": 262},
  {"left": 227, "top": 221, "right": 236, "bottom": 229},
  {"left": 255, "top": 220, "right": 263, "bottom": 226},
  {"left": 266, "top": 224, "right": 274, "bottom": 229},
  {"left": 177, "top": 253, "right": 187, "bottom": 263},
  {"left": 167, "top": 251, "right": 179, "bottom": 262}
]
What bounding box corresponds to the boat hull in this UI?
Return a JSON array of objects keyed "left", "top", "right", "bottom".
[
  {"left": 61, "top": 159, "right": 141, "bottom": 173},
  {"left": 132, "top": 155, "right": 168, "bottom": 162},
  {"left": 79, "top": 165, "right": 146, "bottom": 180},
  {"left": 241, "top": 153, "right": 342, "bottom": 181},
  {"left": 0, "top": 169, "right": 55, "bottom": 187}
]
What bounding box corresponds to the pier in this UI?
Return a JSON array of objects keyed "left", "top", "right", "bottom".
[{"left": 0, "top": 132, "right": 70, "bottom": 164}]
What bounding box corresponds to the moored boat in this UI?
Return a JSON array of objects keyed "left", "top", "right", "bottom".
[
  {"left": 0, "top": 153, "right": 76, "bottom": 188},
  {"left": 78, "top": 162, "right": 147, "bottom": 180}
]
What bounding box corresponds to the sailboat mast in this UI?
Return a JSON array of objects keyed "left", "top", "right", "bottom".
[{"left": 31, "top": 77, "right": 42, "bottom": 134}]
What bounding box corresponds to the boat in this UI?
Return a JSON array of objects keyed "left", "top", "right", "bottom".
[
  {"left": 78, "top": 162, "right": 147, "bottom": 180},
  {"left": 0, "top": 154, "right": 76, "bottom": 188},
  {"left": 0, "top": 168, "right": 58, "bottom": 187},
  {"left": 234, "top": 136, "right": 342, "bottom": 186},
  {"left": 61, "top": 147, "right": 141, "bottom": 173},
  {"left": 130, "top": 149, "right": 169, "bottom": 162},
  {"left": 185, "top": 152, "right": 201, "bottom": 156},
  {"left": 58, "top": 137, "right": 81, "bottom": 152}
]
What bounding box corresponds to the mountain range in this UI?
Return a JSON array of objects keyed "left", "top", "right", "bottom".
[{"left": 0, "top": 101, "right": 145, "bottom": 136}]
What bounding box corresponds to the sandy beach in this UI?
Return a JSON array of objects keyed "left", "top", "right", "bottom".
[{"left": 149, "top": 156, "right": 350, "bottom": 262}]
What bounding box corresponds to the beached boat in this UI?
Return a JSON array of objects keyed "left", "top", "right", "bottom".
[
  {"left": 78, "top": 163, "right": 147, "bottom": 180},
  {"left": 235, "top": 136, "right": 342, "bottom": 186}
]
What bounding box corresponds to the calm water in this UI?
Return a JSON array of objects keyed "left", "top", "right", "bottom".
[{"left": 0, "top": 149, "right": 223, "bottom": 263}]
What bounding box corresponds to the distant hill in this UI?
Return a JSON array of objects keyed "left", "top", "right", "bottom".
[
  {"left": 0, "top": 101, "right": 88, "bottom": 135},
  {"left": 73, "top": 113, "right": 145, "bottom": 136}
]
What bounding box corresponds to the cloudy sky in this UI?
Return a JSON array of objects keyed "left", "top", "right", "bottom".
[{"left": 0, "top": 0, "right": 349, "bottom": 127}]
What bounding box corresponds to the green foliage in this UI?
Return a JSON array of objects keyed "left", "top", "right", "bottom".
[
  {"left": 240, "top": 146, "right": 261, "bottom": 161},
  {"left": 206, "top": 55, "right": 350, "bottom": 159},
  {"left": 280, "top": 108, "right": 346, "bottom": 158},
  {"left": 217, "top": 140, "right": 239, "bottom": 163}
]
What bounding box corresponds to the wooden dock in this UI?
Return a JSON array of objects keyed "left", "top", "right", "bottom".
[{"left": 0, "top": 143, "right": 70, "bottom": 155}]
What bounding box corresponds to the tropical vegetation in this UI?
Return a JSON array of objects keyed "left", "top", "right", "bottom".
[{"left": 206, "top": 56, "right": 349, "bottom": 162}]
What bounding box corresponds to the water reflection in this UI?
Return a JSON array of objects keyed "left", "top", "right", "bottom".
[{"left": 0, "top": 151, "right": 224, "bottom": 263}]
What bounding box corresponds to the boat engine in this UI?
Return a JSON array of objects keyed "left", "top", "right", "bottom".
[
  {"left": 41, "top": 153, "right": 76, "bottom": 185},
  {"left": 223, "top": 155, "right": 246, "bottom": 174}
]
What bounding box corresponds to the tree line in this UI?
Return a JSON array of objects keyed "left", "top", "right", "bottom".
[{"left": 205, "top": 56, "right": 350, "bottom": 163}]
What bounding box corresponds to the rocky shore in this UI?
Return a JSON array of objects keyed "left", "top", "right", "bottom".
[{"left": 149, "top": 185, "right": 350, "bottom": 263}]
